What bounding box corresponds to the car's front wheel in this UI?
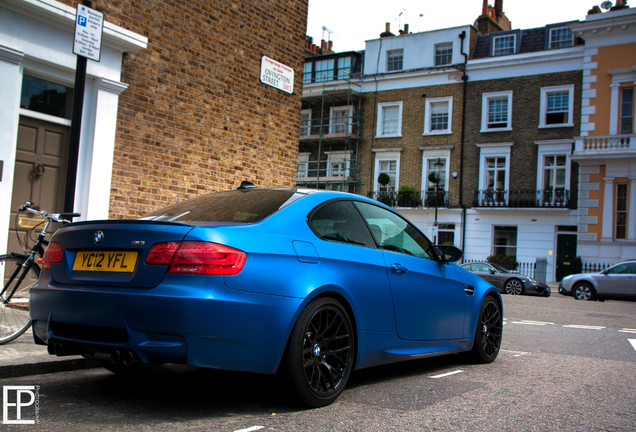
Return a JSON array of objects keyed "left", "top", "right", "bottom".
[
  {"left": 504, "top": 279, "right": 524, "bottom": 295},
  {"left": 468, "top": 296, "right": 502, "bottom": 363},
  {"left": 280, "top": 297, "right": 354, "bottom": 407},
  {"left": 573, "top": 283, "right": 595, "bottom": 301}
]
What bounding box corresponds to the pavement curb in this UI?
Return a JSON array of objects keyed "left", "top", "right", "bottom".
[{"left": 0, "top": 358, "right": 101, "bottom": 379}]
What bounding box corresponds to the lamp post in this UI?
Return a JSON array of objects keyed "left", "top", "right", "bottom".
[{"left": 432, "top": 157, "right": 444, "bottom": 244}]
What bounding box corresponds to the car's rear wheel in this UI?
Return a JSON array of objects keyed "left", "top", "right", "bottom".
[
  {"left": 573, "top": 283, "right": 595, "bottom": 301},
  {"left": 504, "top": 279, "right": 524, "bottom": 295},
  {"left": 468, "top": 296, "right": 502, "bottom": 363},
  {"left": 280, "top": 297, "right": 354, "bottom": 407}
]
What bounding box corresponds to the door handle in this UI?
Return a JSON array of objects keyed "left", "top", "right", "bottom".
[
  {"left": 464, "top": 284, "right": 475, "bottom": 295},
  {"left": 391, "top": 264, "right": 408, "bottom": 274}
]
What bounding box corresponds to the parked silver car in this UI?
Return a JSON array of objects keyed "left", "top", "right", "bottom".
[
  {"left": 460, "top": 262, "right": 550, "bottom": 296},
  {"left": 558, "top": 261, "right": 636, "bottom": 301}
]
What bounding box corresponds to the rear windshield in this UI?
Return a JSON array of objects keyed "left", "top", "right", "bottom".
[{"left": 140, "top": 189, "right": 304, "bottom": 223}]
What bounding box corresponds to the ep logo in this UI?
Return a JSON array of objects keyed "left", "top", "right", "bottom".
[{"left": 2, "top": 385, "right": 40, "bottom": 425}]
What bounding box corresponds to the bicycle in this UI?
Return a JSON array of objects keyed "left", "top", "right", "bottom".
[{"left": 0, "top": 201, "right": 79, "bottom": 344}]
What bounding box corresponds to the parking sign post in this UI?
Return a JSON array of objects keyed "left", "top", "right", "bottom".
[{"left": 65, "top": 0, "right": 103, "bottom": 214}]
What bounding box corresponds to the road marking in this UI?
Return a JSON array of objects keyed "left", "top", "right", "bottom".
[
  {"left": 629, "top": 339, "right": 636, "bottom": 353},
  {"left": 430, "top": 370, "right": 463, "bottom": 379},
  {"left": 501, "top": 349, "right": 529, "bottom": 357},
  {"left": 619, "top": 328, "right": 636, "bottom": 334},
  {"left": 510, "top": 320, "right": 554, "bottom": 326},
  {"left": 562, "top": 324, "right": 605, "bottom": 330},
  {"left": 233, "top": 427, "right": 264, "bottom": 432}
]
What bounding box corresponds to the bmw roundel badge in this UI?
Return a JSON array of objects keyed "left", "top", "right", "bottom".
[{"left": 94, "top": 230, "right": 104, "bottom": 245}]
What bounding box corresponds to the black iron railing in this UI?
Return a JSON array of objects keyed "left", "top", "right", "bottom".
[
  {"left": 473, "top": 189, "right": 570, "bottom": 208},
  {"left": 367, "top": 190, "right": 449, "bottom": 209}
]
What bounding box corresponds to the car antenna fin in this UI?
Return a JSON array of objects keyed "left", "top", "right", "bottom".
[{"left": 238, "top": 180, "right": 257, "bottom": 190}]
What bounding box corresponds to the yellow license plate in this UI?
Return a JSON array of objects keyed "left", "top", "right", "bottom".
[{"left": 73, "top": 251, "right": 138, "bottom": 272}]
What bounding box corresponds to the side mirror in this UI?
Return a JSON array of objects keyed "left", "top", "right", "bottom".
[
  {"left": 436, "top": 245, "right": 463, "bottom": 263},
  {"left": 489, "top": 269, "right": 496, "bottom": 274}
]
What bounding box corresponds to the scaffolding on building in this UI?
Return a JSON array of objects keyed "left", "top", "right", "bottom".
[{"left": 297, "top": 78, "right": 364, "bottom": 193}]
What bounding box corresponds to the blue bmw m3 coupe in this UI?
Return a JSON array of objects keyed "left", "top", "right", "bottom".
[{"left": 30, "top": 184, "right": 502, "bottom": 407}]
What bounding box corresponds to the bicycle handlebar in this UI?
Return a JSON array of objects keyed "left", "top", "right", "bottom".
[{"left": 19, "top": 202, "right": 81, "bottom": 223}]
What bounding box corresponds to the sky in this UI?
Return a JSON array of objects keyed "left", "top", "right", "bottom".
[{"left": 306, "top": 0, "right": 594, "bottom": 52}]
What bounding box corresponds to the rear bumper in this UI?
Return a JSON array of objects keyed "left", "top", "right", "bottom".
[{"left": 30, "top": 274, "right": 303, "bottom": 374}]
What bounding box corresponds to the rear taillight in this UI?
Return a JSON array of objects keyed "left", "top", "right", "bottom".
[
  {"left": 145, "top": 241, "right": 246, "bottom": 276},
  {"left": 145, "top": 242, "right": 181, "bottom": 265},
  {"left": 42, "top": 243, "right": 63, "bottom": 270}
]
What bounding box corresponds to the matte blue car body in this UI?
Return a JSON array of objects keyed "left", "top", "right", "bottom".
[{"left": 30, "top": 190, "right": 501, "bottom": 375}]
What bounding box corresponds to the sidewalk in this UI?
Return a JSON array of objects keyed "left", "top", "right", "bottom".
[{"left": 0, "top": 328, "right": 99, "bottom": 379}]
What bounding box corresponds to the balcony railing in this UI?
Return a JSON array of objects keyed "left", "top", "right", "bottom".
[
  {"left": 367, "top": 190, "right": 449, "bottom": 209},
  {"left": 574, "top": 134, "right": 634, "bottom": 156},
  {"left": 473, "top": 189, "right": 570, "bottom": 208}
]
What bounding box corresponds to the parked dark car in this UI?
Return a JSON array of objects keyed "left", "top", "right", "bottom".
[
  {"left": 30, "top": 186, "right": 502, "bottom": 407},
  {"left": 558, "top": 261, "right": 636, "bottom": 301},
  {"left": 460, "top": 262, "right": 550, "bottom": 296}
]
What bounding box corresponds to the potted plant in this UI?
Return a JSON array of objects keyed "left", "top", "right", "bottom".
[
  {"left": 486, "top": 254, "right": 518, "bottom": 271},
  {"left": 397, "top": 185, "right": 420, "bottom": 207},
  {"left": 377, "top": 173, "right": 393, "bottom": 206}
]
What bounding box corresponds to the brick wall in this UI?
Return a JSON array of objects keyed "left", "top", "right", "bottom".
[
  {"left": 462, "top": 71, "right": 583, "bottom": 206},
  {"left": 360, "top": 82, "right": 464, "bottom": 205},
  {"left": 57, "top": 0, "right": 308, "bottom": 218}
]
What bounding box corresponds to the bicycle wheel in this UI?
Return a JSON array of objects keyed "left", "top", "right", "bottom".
[{"left": 0, "top": 255, "right": 39, "bottom": 344}]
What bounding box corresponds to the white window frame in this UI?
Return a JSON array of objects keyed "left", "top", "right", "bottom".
[
  {"left": 434, "top": 42, "right": 453, "bottom": 66},
  {"left": 423, "top": 96, "right": 453, "bottom": 135},
  {"left": 421, "top": 149, "right": 451, "bottom": 201},
  {"left": 325, "top": 150, "right": 351, "bottom": 178},
  {"left": 477, "top": 143, "right": 513, "bottom": 205},
  {"left": 329, "top": 105, "right": 353, "bottom": 134},
  {"left": 376, "top": 101, "right": 403, "bottom": 138},
  {"left": 481, "top": 91, "right": 513, "bottom": 132},
  {"left": 535, "top": 140, "right": 572, "bottom": 205},
  {"left": 539, "top": 85, "right": 574, "bottom": 128},
  {"left": 493, "top": 34, "right": 515, "bottom": 56},
  {"left": 300, "top": 109, "right": 312, "bottom": 136},
  {"left": 297, "top": 152, "right": 311, "bottom": 178},
  {"left": 549, "top": 27, "right": 574, "bottom": 49},
  {"left": 373, "top": 150, "right": 401, "bottom": 193},
  {"left": 386, "top": 49, "right": 403, "bottom": 72}
]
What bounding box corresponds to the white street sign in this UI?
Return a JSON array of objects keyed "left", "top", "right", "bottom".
[
  {"left": 73, "top": 4, "right": 104, "bottom": 62},
  {"left": 260, "top": 56, "right": 294, "bottom": 94}
]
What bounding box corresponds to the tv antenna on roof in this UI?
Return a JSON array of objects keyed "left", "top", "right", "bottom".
[
  {"left": 601, "top": 1, "right": 613, "bottom": 10},
  {"left": 396, "top": 9, "right": 406, "bottom": 28},
  {"left": 322, "top": 26, "right": 338, "bottom": 41}
]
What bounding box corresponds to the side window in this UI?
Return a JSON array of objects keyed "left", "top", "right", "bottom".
[
  {"left": 607, "top": 263, "right": 636, "bottom": 275},
  {"left": 354, "top": 202, "right": 436, "bottom": 260},
  {"left": 309, "top": 200, "right": 375, "bottom": 248}
]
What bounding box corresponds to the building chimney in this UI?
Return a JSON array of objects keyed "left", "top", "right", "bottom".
[
  {"left": 380, "top": 22, "right": 395, "bottom": 38},
  {"left": 404, "top": 23, "right": 409, "bottom": 34},
  {"left": 327, "top": 40, "right": 333, "bottom": 52},
  {"left": 482, "top": 0, "right": 489, "bottom": 15},
  {"left": 495, "top": 0, "right": 503, "bottom": 18}
]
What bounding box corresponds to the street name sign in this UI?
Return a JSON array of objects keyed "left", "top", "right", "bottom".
[{"left": 260, "top": 56, "right": 294, "bottom": 94}]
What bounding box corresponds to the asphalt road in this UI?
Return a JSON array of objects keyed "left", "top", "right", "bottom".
[{"left": 2, "top": 293, "right": 635, "bottom": 431}]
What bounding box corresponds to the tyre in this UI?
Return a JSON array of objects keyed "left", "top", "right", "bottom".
[
  {"left": 504, "top": 279, "right": 524, "bottom": 295},
  {"left": 280, "top": 297, "right": 354, "bottom": 407},
  {"left": 573, "top": 283, "right": 595, "bottom": 301},
  {"left": 0, "top": 255, "right": 39, "bottom": 344},
  {"left": 468, "top": 296, "right": 502, "bottom": 364}
]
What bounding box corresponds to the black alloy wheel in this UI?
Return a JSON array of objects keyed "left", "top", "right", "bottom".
[
  {"left": 469, "top": 297, "right": 502, "bottom": 363},
  {"left": 281, "top": 297, "right": 354, "bottom": 407}
]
